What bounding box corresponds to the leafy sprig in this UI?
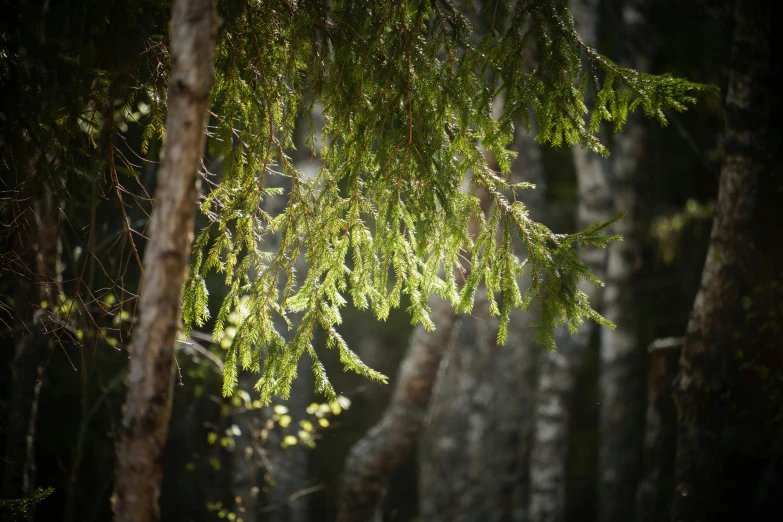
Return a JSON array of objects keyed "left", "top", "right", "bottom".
[{"left": 180, "top": 0, "right": 713, "bottom": 403}]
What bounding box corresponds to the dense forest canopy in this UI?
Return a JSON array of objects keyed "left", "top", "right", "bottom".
[{"left": 1, "top": 0, "right": 780, "bottom": 521}]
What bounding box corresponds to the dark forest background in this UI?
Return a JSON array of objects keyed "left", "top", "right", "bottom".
[{"left": 2, "top": 0, "right": 782, "bottom": 521}]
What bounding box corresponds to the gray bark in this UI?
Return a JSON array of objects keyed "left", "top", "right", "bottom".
[
  {"left": 509, "top": 127, "right": 547, "bottom": 522},
  {"left": 671, "top": 1, "right": 770, "bottom": 520},
  {"left": 338, "top": 298, "right": 458, "bottom": 522},
  {"left": 418, "top": 122, "right": 545, "bottom": 522},
  {"left": 597, "top": 3, "right": 648, "bottom": 520},
  {"left": 256, "top": 364, "right": 312, "bottom": 522},
  {"left": 111, "top": 1, "right": 217, "bottom": 520},
  {"left": 418, "top": 294, "right": 497, "bottom": 522},
  {"left": 528, "top": 2, "right": 612, "bottom": 520}
]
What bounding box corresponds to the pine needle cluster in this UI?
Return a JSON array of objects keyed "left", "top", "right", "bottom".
[{"left": 180, "top": 0, "right": 711, "bottom": 402}]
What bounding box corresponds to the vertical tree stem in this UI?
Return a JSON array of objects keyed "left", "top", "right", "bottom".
[{"left": 111, "top": 1, "right": 217, "bottom": 520}]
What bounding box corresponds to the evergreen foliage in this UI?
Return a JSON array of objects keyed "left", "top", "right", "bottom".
[
  {"left": 0, "top": 0, "right": 710, "bottom": 404},
  {"left": 176, "top": 0, "right": 711, "bottom": 403},
  {"left": 0, "top": 487, "right": 54, "bottom": 520}
]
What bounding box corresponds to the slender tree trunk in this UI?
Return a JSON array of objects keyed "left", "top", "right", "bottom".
[
  {"left": 417, "top": 295, "right": 497, "bottom": 522},
  {"left": 671, "top": 1, "right": 770, "bottom": 520},
  {"left": 2, "top": 147, "right": 60, "bottom": 513},
  {"left": 233, "top": 361, "right": 312, "bottom": 522},
  {"left": 63, "top": 335, "right": 97, "bottom": 522},
  {"left": 418, "top": 123, "right": 545, "bottom": 522},
  {"left": 597, "top": 120, "right": 643, "bottom": 522},
  {"left": 258, "top": 162, "right": 315, "bottom": 522},
  {"left": 509, "top": 127, "right": 547, "bottom": 522},
  {"left": 528, "top": 2, "right": 612, "bottom": 521},
  {"left": 3, "top": 152, "right": 41, "bottom": 502},
  {"left": 338, "top": 297, "right": 458, "bottom": 522},
  {"left": 635, "top": 338, "right": 681, "bottom": 522},
  {"left": 111, "top": 1, "right": 216, "bottom": 520},
  {"left": 597, "top": 2, "right": 647, "bottom": 520}
]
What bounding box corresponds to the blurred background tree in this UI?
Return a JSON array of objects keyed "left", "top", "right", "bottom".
[{"left": 1, "top": 0, "right": 781, "bottom": 521}]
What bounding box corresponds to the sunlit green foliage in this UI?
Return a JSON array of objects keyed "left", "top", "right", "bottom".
[
  {"left": 650, "top": 198, "right": 715, "bottom": 264},
  {"left": 0, "top": 487, "right": 54, "bottom": 520},
  {"left": 179, "top": 0, "right": 711, "bottom": 403}
]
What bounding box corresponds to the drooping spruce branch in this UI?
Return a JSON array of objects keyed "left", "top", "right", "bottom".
[{"left": 178, "top": 0, "right": 712, "bottom": 403}]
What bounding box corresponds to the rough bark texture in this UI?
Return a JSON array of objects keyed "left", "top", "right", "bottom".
[
  {"left": 528, "top": 2, "right": 612, "bottom": 521},
  {"left": 671, "top": 1, "right": 770, "bottom": 520},
  {"left": 636, "top": 339, "right": 681, "bottom": 522},
  {"left": 417, "top": 296, "right": 495, "bottom": 522},
  {"left": 418, "top": 123, "right": 545, "bottom": 522},
  {"left": 2, "top": 149, "right": 60, "bottom": 509},
  {"left": 508, "top": 127, "right": 547, "bottom": 522},
  {"left": 597, "top": 3, "right": 647, "bottom": 520},
  {"left": 338, "top": 298, "right": 458, "bottom": 522},
  {"left": 111, "top": 1, "right": 216, "bottom": 520}
]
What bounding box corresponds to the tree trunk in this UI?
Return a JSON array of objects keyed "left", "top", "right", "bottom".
[
  {"left": 509, "top": 127, "right": 547, "bottom": 522},
  {"left": 418, "top": 122, "right": 545, "bottom": 522},
  {"left": 231, "top": 375, "right": 263, "bottom": 521},
  {"left": 417, "top": 295, "right": 497, "bottom": 522},
  {"left": 635, "top": 338, "right": 681, "bottom": 522},
  {"left": 338, "top": 297, "right": 458, "bottom": 522},
  {"left": 2, "top": 147, "right": 61, "bottom": 513},
  {"left": 111, "top": 1, "right": 216, "bottom": 520},
  {"left": 528, "top": 2, "right": 612, "bottom": 521},
  {"left": 597, "top": 2, "right": 647, "bottom": 520},
  {"left": 671, "top": 1, "right": 770, "bottom": 520}
]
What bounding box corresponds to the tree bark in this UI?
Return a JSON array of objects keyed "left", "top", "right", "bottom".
[
  {"left": 635, "top": 339, "right": 681, "bottom": 522},
  {"left": 2, "top": 146, "right": 61, "bottom": 513},
  {"left": 230, "top": 372, "right": 263, "bottom": 521},
  {"left": 509, "top": 127, "right": 547, "bottom": 522},
  {"left": 670, "top": 1, "right": 770, "bottom": 520},
  {"left": 111, "top": 1, "right": 216, "bottom": 520},
  {"left": 338, "top": 297, "right": 458, "bottom": 522},
  {"left": 528, "top": 2, "right": 612, "bottom": 521},
  {"left": 418, "top": 122, "right": 545, "bottom": 522},
  {"left": 417, "top": 295, "right": 497, "bottom": 522},
  {"left": 597, "top": 2, "right": 647, "bottom": 520}
]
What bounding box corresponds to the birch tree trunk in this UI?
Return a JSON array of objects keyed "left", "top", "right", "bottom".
[
  {"left": 418, "top": 123, "right": 545, "bottom": 522},
  {"left": 509, "top": 128, "right": 547, "bottom": 522},
  {"left": 671, "top": 1, "right": 770, "bottom": 520},
  {"left": 338, "top": 298, "right": 458, "bottom": 522},
  {"left": 597, "top": 2, "right": 647, "bottom": 520},
  {"left": 528, "top": 2, "right": 612, "bottom": 520},
  {"left": 111, "top": 1, "right": 216, "bottom": 520},
  {"left": 417, "top": 294, "right": 497, "bottom": 522}
]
